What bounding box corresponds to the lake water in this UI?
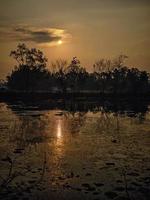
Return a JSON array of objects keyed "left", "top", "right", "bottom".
[{"left": 0, "top": 100, "right": 150, "bottom": 200}]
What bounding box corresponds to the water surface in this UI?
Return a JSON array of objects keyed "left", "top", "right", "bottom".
[{"left": 0, "top": 100, "right": 150, "bottom": 200}]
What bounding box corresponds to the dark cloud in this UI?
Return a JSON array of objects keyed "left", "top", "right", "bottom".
[
  {"left": 0, "top": 26, "right": 70, "bottom": 45},
  {"left": 14, "top": 27, "right": 62, "bottom": 43}
]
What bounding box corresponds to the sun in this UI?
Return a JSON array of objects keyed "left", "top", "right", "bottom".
[{"left": 58, "top": 40, "right": 62, "bottom": 45}]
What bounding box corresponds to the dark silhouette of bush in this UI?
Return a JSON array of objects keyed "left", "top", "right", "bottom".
[
  {"left": 92, "top": 55, "right": 150, "bottom": 95},
  {"left": 65, "top": 57, "right": 88, "bottom": 92},
  {"left": 6, "top": 44, "right": 150, "bottom": 96},
  {"left": 50, "top": 59, "right": 68, "bottom": 93},
  {"left": 7, "top": 44, "right": 50, "bottom": 91}
]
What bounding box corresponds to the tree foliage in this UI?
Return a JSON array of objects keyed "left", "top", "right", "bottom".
[
  {"left": 7, "top": 44, "right": 49, "bottom": 91},
  {"left": 6, "top": 44, "right": 150, "bottom": 95}
]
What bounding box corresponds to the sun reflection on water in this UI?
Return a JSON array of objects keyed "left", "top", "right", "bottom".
[
  {"left": 54, "top": 117, "right": 64, "bottom": 157},
  {"left": 57, "top": 118, "right": 62, "bottom": 139}
]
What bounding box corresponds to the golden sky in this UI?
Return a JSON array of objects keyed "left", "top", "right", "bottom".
[{"left": 0, "top": 0, "right": 150, "bottom": 79}]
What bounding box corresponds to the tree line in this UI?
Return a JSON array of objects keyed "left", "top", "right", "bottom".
[{"left": 3, "top": 44, "right": 150, "bottom": 95}]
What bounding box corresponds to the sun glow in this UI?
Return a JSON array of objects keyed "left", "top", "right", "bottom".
[{"left": 58, "top": 40, "right": 62, "bottom": 45}]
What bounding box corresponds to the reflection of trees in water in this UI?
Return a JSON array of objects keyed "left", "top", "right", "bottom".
[
  {"left": 6, "top": 99, "right": 150, "bottom": 150},
  {"left": 63, "top": 111, "right": 87, "bottom": 134},
  {"left": 0, "top": 106, "right": 48, "bottom": 196},
  {"left": 7, "top": 109, "right": 87, "bottom": 150},
  {"left": 9, "top": 115, "right": 50, "bottom": 149},
  {"left": 1, "top": 102, "right": 150, "bottom": 197},
  {"left": 91, "top": 109, "right": 121, "bottom": 134},
  {"left": 6, "top": 97, "right": 149, "bottom": 116}
]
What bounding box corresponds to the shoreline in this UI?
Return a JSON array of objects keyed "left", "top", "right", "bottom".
[{"left": 0, "top": 91, "right": 150, "bottom": 101}]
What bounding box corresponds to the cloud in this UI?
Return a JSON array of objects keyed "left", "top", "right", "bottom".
[
  {"left": 14, "top": 27, "right": 62, "bottom": 43},
  {"left": 0, "top": 26, "right": 71, "bottom": 45}
]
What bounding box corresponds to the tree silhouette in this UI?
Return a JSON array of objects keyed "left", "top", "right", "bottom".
[
  {"left": 7, "top": 44, "right": 49, "bottom": 91},
  {"left": 66, "top": 57, "right": 88, "bottom": 92},
  {"left": 5, "top": 44, "right": 150, "bottom": 96},
  {"left": 51, "top": 59, "right": 68, "bottom": 93},
  {"left": 10, "top": 43, "right": 47, "bottom": 70}
]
